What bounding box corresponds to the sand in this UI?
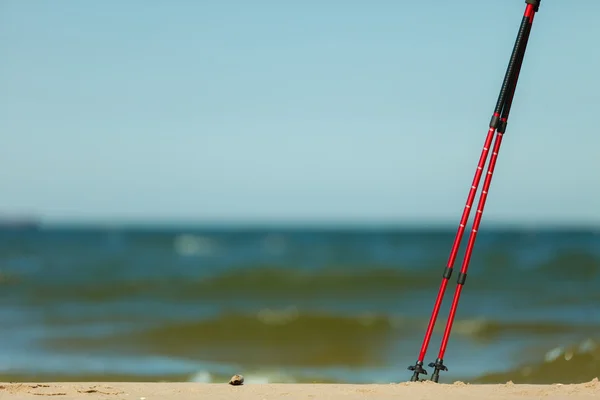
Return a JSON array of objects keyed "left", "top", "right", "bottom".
[{"left": 0, "top": 380, "right": 599, "bottom": 400}]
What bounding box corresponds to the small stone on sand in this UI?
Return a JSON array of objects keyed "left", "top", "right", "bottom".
[{"left": 229, "top": 375, "right": 244, "bottom": 386}]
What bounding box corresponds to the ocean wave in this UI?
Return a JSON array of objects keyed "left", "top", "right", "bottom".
[
  {"left": 41, "top": 309, "right": 600, "bottom": 369},
  {"left": 474, "top": 337, "right": 600, "bottom": 384},
  {"left": 17, "top": 266, "right": 443, "bottom": 303},
  {"left": 13, "top": 260, "right": 600, "bottom": 308},
  {"left": 42, "top": 310, "right": 406, "bottom": 367},
  {"left": 448, "top": 319, "right": 600, "bottom": 341},
  {"left": 532, "top": 250, "right": 600, "bottom": 280}
]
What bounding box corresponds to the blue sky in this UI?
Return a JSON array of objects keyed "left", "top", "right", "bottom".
[{"left": 1, "top": 0, "right": 599, "bottom": 226}]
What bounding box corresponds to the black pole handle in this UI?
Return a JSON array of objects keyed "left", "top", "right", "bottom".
[
  {"left": 489, "top": 0, "right": 541, "bottom": 130},
  {"left": 498, "top": 18, "right": 532, "bottom": 134},
  {"left": 490, "top": 16, "right": 531, "bottom": 129}
]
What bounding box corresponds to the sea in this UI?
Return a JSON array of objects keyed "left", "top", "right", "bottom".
[{"left": 1, "top": 224, "right": 599, "bottom": 384}]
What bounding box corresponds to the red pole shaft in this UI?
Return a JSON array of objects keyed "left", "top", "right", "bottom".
[
  {"left": 415, "top": 3, "right": 539, "bottom": 367},
  {"left": 436, "top": 7, "right": 536, "bottom": 360},
  {"left": 436, "top": 7, "right": 535, "bottom": 359},
  {"left": 436, "top": 131, "right": 505, "bottom": 359},
  {"left": 415, "top": 127, "right": 495, "bottom": 362},
  {"left": 409, "top": 1, "right": 541, "bottom": 382}
]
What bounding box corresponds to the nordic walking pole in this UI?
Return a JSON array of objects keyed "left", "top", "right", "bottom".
[
  {"left": 408, "top": 0, "right": 541, "bottom": 382},
  {"left": 427, "top": 0, "right": 540, "bottom": 383}
]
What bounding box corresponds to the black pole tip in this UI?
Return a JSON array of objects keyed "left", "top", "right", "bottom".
[
  {"left": 428, "top": 358, "right": 448, "bottom": 383},
  {"left": 408, "top": 361, "right": 428, "bottom": 382}
]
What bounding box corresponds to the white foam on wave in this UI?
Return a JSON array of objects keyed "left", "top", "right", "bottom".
[
  {"left": 544, "top": 338, "right": 598, "bottom": 363},
  {"left": 256, "top": 306, "right": 299, "bottom": 325},
  {"left": 189, "top": 370, "right": 213, "bottom": 383},
  {"left": 188, "top": 369, "right": 297, "bottom": 384},
  {"left": 173, "top": 235, "right": 216, "bottom": 256}
]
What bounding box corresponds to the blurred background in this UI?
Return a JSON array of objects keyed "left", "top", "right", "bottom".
[{"left": 1, "top": 0, "right": 599, "bottom": 385}]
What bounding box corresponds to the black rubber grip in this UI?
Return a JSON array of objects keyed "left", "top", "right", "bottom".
[
  {"left": 498, "top": 14, "right": 533, "bottom": 134},
  {"left": 489, "top": 114, "right": 500, "bottom": 129},
  {"left": 493, "top": 16, "right": 530, "bottom": 116},
  {"left": 497, "top": 119, "right": 508, "bottom": 134},
  {"left": 443, "top": 267, "right": 453, "bottom": 280},
  {"left": 457, "top": 272, "right": 467, "bottom": 285}
]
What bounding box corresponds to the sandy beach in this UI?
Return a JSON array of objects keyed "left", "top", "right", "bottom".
[{"left": 1, "top": 380, "right": 598, "bottom": 400}]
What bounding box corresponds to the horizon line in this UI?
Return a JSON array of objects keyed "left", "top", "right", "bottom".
[{"left": 35, "top": 218, "right": 600, "bottom": 231}]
